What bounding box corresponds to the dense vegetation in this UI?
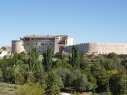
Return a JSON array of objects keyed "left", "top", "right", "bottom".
[{"left": 0, "top": 47, "right": 126, "bottom": 95}]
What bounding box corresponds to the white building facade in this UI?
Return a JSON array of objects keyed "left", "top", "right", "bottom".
[{"left": 12, "top": 35, "right": 74, "bottom": 54}]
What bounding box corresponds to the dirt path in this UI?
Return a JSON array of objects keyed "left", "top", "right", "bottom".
[{"left": 0, "top": 83, "right": 16, "bottom": 95}]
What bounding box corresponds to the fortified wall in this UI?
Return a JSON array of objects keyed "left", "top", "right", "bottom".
[{"left": 64, "top": 43, "right": 127, "bottom": 55}]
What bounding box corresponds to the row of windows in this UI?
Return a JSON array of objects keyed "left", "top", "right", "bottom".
[{"left": 33, "top": 42, "right": 54, "bottom": 46}]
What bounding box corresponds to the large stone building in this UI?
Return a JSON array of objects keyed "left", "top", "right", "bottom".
[
  {"left": 64, "top": 43, "right": 127, "bottom": 55},
  {"left": 12, "top": 35, "right": 73, "bottom": 54},
  {"left": 12, "top": 35, "right": 127, "bottom": 55},
  {"left": 12, "top": 40, "right": 25, "bottom": 53}
]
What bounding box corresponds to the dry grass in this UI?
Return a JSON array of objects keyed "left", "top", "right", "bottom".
[
  {"left": 16, "top": 83, "right": 42, "bottom": 95},
  {"left": 0, "top": 83, "right": 93, "bottom": 95}
]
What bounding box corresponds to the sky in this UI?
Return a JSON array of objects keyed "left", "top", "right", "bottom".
[{"left": 0, "top": 0, "right": 127, "bottom": 46}]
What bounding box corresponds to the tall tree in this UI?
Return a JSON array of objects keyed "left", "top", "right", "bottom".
[
  {"left": 27, "top": 48, "right": 41, "bottom": 82},
  {"left": 43, "top": 47, "right": 53, "bottom": 71},
  {"left": 71, "top": 46, "right": 80, "bottom": 68}
]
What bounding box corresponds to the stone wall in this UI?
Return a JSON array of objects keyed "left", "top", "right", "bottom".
[{"left": 64, "top": 43, "right": 127, "bottom": 55}]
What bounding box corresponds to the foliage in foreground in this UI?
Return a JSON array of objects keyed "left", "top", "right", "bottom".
[{"left": 0, "top": 47, "right": 126, "bottom": 95}]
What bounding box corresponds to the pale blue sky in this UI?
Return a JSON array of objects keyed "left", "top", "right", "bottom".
[{"left": 0, "top": 0, "right": 127, "bottom": 46}]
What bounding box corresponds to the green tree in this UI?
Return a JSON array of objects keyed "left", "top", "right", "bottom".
[
  {"left": 1, "top": 63, "right": 15, "bottom": 83},
  {"left": 91, "top": 64, "right": 110, "bottom": 92},
  {"left": 33, "top": 61, "right": 45, "bottom": 84},
  {"left": 110, "top": 73, "right": 127, "bottom": 95},
  {"left": 54, "top": 67, "right": 73, "bottom": 88},
  {"left": 14, "top": 63, "right": 28, "bottom": 84},
  {"left": 71, "top": 46, "right": 80, "bottom": 68},
  {"left": 73, "top": 74, "right": 89, "bottom": 91},
  {"left": 119, "top": 74, "right": 127, "bottom": 95},
  {"left": 43, "top": 47, "right": 53, "bottom": 71},
  {"left": 27, "top": 48, "right": 43, "bottom": 82},
  {"left": 45, "top": 72, "right": 61, "bottom": 95}
]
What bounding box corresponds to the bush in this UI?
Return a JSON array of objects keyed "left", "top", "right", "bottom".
[{"left": 45, "top": 71, "right": 61, "bottom": 95}]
